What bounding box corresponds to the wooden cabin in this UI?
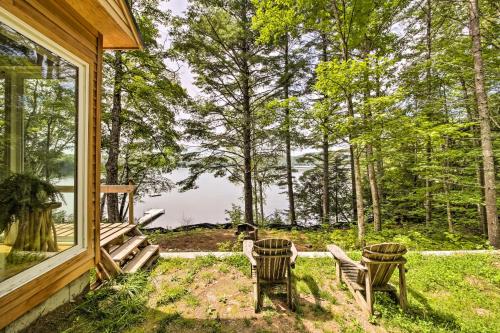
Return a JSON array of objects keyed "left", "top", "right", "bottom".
[{"left": 0, "top": 1, "right": 142, "bottom": 330}]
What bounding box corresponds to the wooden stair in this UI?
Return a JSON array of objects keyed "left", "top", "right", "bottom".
[{"left": 97, "top": 223, "right": 159, "bottom": 280}]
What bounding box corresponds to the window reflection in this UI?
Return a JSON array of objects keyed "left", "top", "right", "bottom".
[{"left": 0, "top": 22, "right": 78, "bottom": 283}]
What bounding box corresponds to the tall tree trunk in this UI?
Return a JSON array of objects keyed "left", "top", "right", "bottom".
[
  {"left": 106, "top": 51, "right": 123, "bottom": 223},
  {"left": 320, "top": 34, "right": 330, "bottom": 225},
  {"left": 444, "top": 180, "right": 453, "bottom": 232},
  {"left": 253, "top": 160, "right": 259, "bottom": 225},
  {"left": 241, "top": 2, "right": 254, "bottom": 225},
  {"left": 424, "top": 0, "right": 433, "bottom": 226},
  {"left": 363, "top": 50, "right": 382, "bottom": 232},
  {"left": 283, "top": 34, "right": 296, "bottom": 225},
  {"left": 352, "top": 142, "right": 365, "bottom": 245},
  {"left": 460, "top": 77, "right": 488, "bottom": 236},
  {"left": 374, "top": 63, "right": 385, "bottom": 202},
  {"left": 347, "top": 93, "right": 365, "bottom": 244},
  {"left": 333, "top": 157, "right": 339, "bottom": 224},
  {"left": 442, "top": 85, "right": 453, "bottom": 233},
  {"left": 331, "top": 0, "right": 364, "bottom": 244},
  {"left": 476, "top": 163, "right": 488, "bottom": 236},
  {"left": 259, "top": 179, "right": 265, "bottom": 223},
  {"left": 468, "top": 0, "right": 499, "bottom": 247},
  {"left": 367, "top": 146, "right": 381, "bottom": 231},
  {"left": 322, "top": 129, "right": 330, "bottom": 224}
]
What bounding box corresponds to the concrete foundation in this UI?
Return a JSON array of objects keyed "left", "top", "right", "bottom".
[{"left": 2, "top": 271, "right": 90, "bottom": 333}]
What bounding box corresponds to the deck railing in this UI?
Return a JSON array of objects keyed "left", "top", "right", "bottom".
[{"left": 56, "top": 183, "right": 138, "bottom": 224}]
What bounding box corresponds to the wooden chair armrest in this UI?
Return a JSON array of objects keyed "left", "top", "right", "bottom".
[
  {"left": 291, "top": 243, "right": 298, "bottom": 268},
  {"left": 243, "top": 240, "right": 256, "bottom": 266},
  {"left": 327, "top": 244, "right": 367, "bottom": 271}
]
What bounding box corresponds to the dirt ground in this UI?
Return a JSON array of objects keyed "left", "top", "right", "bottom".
[
  {"left": 132, "top": 257, "right": 386, "bottom": 333},
  {"left": 149, "top": 228, "right": 318, "bottom": 252}
]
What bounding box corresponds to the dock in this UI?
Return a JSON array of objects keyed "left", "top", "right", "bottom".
[{"left": 138, "top": 209, "right": 165, "bottom": 226}]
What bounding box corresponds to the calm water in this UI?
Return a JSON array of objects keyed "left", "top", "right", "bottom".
[{"left": 135, "top": 168, "right": 291, "bottom": 229}]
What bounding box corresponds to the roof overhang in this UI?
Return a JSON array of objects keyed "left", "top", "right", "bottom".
[{"left": 65, "top": 0, "right": 143, "bottom": 50}]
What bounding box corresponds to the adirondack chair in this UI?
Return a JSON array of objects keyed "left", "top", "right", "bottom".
[
  {"left": 244, "top": 238, "right": 295, "bottom": 313},
  {"left": 235, "top": 222, "right": 259, "bottom": 240},
  {"left": 327, "top": 243, "right": 408, "bottom": 315}
]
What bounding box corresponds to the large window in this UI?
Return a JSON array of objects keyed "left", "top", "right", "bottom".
[{"left": 0, "top": 17, "right": 86, "bottom": 286}]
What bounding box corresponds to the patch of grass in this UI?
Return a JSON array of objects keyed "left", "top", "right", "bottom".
[
  {"left": 154, "top": 312, "right": 197, "bottom": 333},
  {"left": 192, "top": 254, "right": 219, "bottom": 270},
  {"left": 238, "top": 284, "right": 252, "bottom": 293},
  {"left": 157, "top": 285, "right": 188, "bottom": 305},
  {"left": 262, "top": 309, "right": 276, "bottom": 325},
  {"left": 218, "top": 263, "right": 230, "bottom": 273},
  {"left": 378, "top": 254, "right": 500, "bottom": 333},
  {"left": 71, "top": 271, "right": 152, "bottom": 333},
  {"left": 221, "top": 254, "right": 250, "bottom": 275},
  {"left": 216, "top": 240, "right": 233, "bottom": 251},
  {"left": 200, "top": 271, "right": 216, "bottom": 284},
  {"left": 185, "top": 294, "right": 200, "bottom": 307},
  {"left": 153, "top": 257, "right": 188, "bottom": 276},
  {"left": 156, "top": 312, "right": 182, "bottom": 332}
]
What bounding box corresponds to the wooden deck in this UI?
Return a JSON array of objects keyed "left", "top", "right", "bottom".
[{"left": 55, "top": 223, "right": 131, "bottom": 243}]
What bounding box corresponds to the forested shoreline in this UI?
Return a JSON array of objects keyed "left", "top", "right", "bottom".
[{"left": 102, "top": 0, "right": 499, "bottom": 247}]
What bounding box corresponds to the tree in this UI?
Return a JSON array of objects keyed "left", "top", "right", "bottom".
[
  {"left": 102, "top": 0, "right": 184, "bottom": 222},
  {"left": 468, "top": 0, "right": 498, "bottom": 247},
  {"left": 173, "top": 0, "right": 279, "bottom": 225},
  {"left": 295, "top": 150, "right": 352, "bottom": 225}
]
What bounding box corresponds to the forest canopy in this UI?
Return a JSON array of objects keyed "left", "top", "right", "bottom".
[{"left": 101, "top": 0, "right": 499, "bottom": 248}]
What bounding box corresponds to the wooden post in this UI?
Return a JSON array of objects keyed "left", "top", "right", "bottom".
[
  {"left": 287, "top": 263, "right": 292, "bottom": 309},
  {"left": 335, "top": 260, "right": 342, "bottom": 283},
  {"left": 398, "top": 263, "right": 408, "bottom": 310},
  {"left": 365, "top": 264, "right": 373, "bottom": 315},
  {"left": 128, "top": 181, "right": 135, "bottom": 224}
]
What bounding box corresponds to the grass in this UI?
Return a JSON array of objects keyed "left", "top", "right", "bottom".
[
  {"left": 262, "top": 222, "right": 491, "bottom": 251},
  {"left": 147, "top": 222, "right": 491, "bottom": 252},
  {"left": 378, "top": 253, "right": 500, "bottom": 333},
  {"left": 23, "top": 253, "right": 500, "bottom": 333}
]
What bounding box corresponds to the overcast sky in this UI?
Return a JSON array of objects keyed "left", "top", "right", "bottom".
[
  {"left": 158, "top": 0, "right": 322, "bottom": 156},
  {"left": 159, "top": 0, "right": 199, "bottom": 97}
]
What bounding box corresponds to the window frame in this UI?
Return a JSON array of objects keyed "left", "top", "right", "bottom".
[{"left": 0, "top": 7, "right": 89, "bottom": 297}]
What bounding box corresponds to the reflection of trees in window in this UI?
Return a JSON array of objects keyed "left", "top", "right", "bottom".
[
  {"left": 0, "top": 78, "right": 5, "bottom": 179},
  {"left": 23, "top": 76, "right": 76, "bottom": 181},
  {"left": 0, "top": 22, "right": 78, "bottom": 183}
]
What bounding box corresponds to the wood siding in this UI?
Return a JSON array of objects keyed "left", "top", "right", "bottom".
[{"left": 0, "top": 0, "right": 101, "bottom": 328}]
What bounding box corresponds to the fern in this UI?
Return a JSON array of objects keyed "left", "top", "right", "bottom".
[{"left": 0, "top": 173, "right": 63, "bottom": 233}]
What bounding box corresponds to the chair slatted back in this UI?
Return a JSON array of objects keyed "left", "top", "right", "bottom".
[
  {"left": 357, "top": 243, "right": 407, "bottom": 286},
  {"left": 253, "top": 238, "right": 292, "bottom": 281}
]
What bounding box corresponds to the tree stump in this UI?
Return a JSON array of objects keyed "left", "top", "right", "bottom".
[{"left": 8, "top": 202, "right": 61, "bottom": 257}]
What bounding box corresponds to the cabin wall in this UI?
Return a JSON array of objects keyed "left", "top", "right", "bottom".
[
  {"left": 3, "top": 271, "right": 90, "bottom": 333},
  {"left": 0, "top": 0, "right": 101, "bottom": 329}
]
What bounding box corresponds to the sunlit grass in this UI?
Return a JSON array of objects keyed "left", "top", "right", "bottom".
[{"left": 24, "top": 254, "right": 500, "bottom": 333}]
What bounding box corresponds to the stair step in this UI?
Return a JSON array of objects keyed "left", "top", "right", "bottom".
[
  {"left": 110, "top": 236, "right": 147, "bottom": 262},
  {"left": 100, "top": 225, "right": 136, "bottom": 246},
  {"left": 123, "top": 245, "right": 159, "bottom": 273}
]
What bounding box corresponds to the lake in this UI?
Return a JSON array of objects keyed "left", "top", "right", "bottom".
[{"left": 135, "top": 168, "right": 292, "bottom": 229}]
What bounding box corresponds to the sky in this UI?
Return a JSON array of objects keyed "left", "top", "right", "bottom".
[
  {"left": 158, "top": 0, "right": 200, "bottom": 97},
  {"left": 158, "top": 0, "right": 318, "bottom": 156}
]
